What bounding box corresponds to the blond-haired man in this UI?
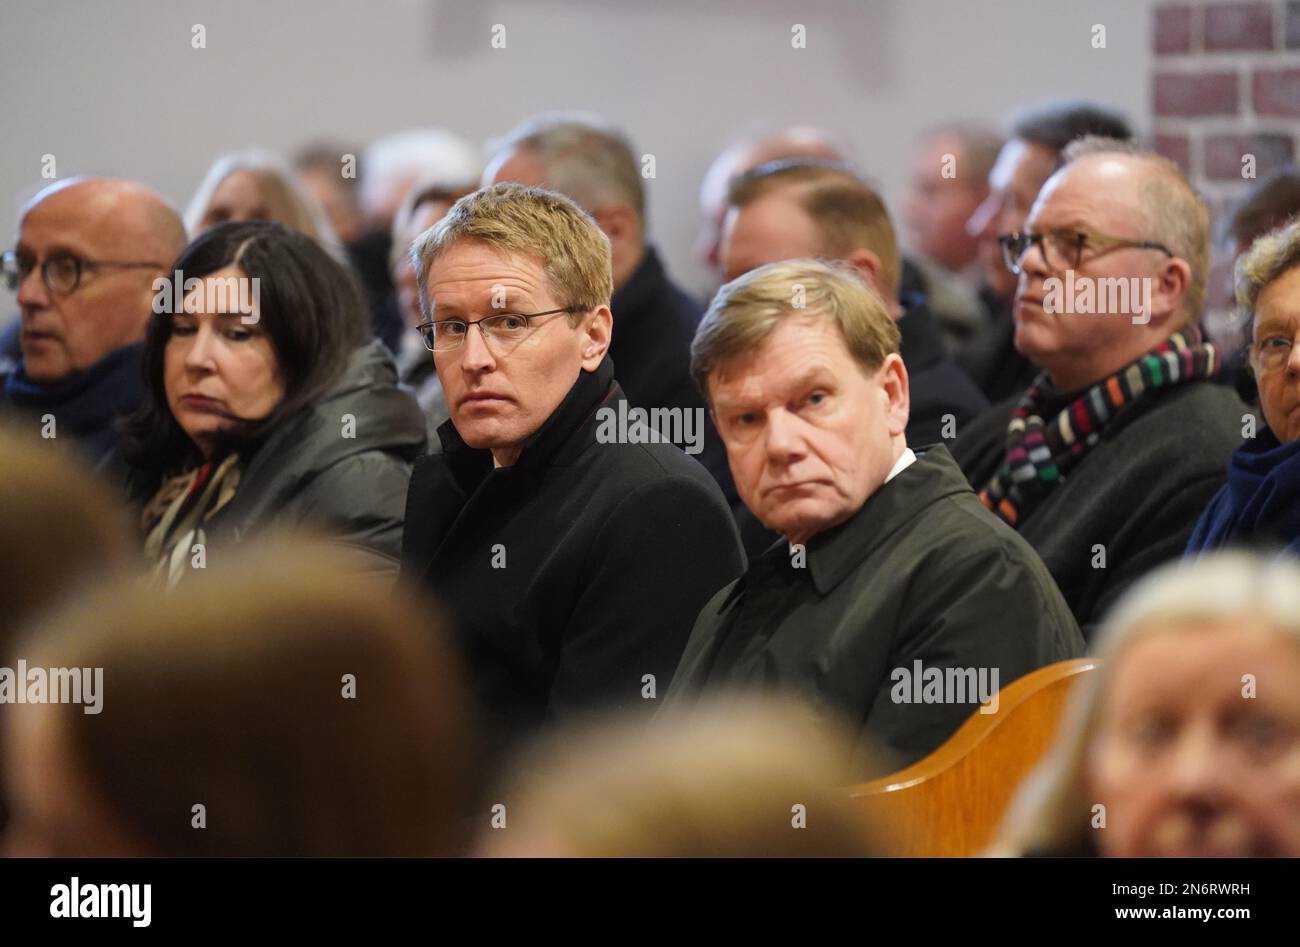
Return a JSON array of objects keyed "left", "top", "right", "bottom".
[
  {"left": 665, "top": 259, "right": 1081, "bottom": 775},
  {"left": 400, "top": 183, "right": 744, "bottom": 765}
]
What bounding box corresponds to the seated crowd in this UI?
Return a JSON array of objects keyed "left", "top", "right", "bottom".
[{"left": 1, "top": 102, "right": 1299, "bottom": 858}]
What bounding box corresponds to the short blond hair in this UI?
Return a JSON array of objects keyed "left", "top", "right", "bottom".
[
  {"left": 728, "top": 160, "right": 902, "bottom": 300},
  {"left": 691, "top": 258, "right": 900, "bottom": 400},
  {"left": 411, "top": 183, "right": 612, "bottom": 323},
  {"left": 1062, "top": 137, "right": 1211, "bottom": 325}
]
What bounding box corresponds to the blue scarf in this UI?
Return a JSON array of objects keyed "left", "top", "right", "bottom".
[
  {"left": 2, "top": 343, "right": 144, "bottom": 463},
  {"left": 1187, "top": 428, "right": 1300, "bottom": 555}
]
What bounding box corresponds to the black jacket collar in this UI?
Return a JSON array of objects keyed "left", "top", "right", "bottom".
[
  {"left": 610, "top": 246, "right": 666, "bottom": 322},
  {"left": 724, "top": 446, "right": 973, "bottom": 605},
  {"left": 435, "top": 355, "right": 620, "bottom": 489}
]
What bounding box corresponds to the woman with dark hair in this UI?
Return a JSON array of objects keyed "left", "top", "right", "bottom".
[{"left": 121, "top": 220, "right": 426, "bottom": 584}]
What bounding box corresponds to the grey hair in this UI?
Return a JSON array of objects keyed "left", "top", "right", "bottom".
[
  {"left": 1235, "top": 215, "right": 1300, "bottom": 318},
  {"left": 1059, "top": 135, "right": 1211, "bottom": 324},
  {"left": 992, "top": 551, "right": 1300, "bottom": 857},
  {"left": 488, "top": 112, "right": 645, "bottom": 224}
]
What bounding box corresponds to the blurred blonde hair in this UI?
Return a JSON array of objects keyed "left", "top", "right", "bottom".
[
  {"left": 184, "top": 149, "right": 342, "bottom": 257},
  {"left": 992, "top": 551, "right": 1300, "bottom": 857},
  {"left": 481, "top": 696, "right": 888, "bottom": 857}
]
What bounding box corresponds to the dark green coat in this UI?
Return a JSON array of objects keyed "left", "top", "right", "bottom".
[{"left": 665, "top": 446, "right": 1083, "bottom": 777}]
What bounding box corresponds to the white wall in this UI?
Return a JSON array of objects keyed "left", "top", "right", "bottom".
[{"left": 0, "top": 0, "right": 1153, "bottom": 296}]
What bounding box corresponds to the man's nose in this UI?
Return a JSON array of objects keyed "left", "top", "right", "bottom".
[
  {"left": 459, "top": 323, "right": 497, "bottom": 372},
  {"left": 763, "top": 410, "right": 807, "bottom": 463},
  {"left": 16, "top": 263, "right": 50, "bottom": 310}
]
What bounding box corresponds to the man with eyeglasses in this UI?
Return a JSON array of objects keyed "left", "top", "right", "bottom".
[
  {"left": 951, "top": 138, "right": 1246, "bottom": 637},
  {"left": 959, "top": 101, "right": 1132, "bottom": 403},
  {"left": 1, "top": 177, "right": 186, "bottom": 465},
  {"left": 400, "top": 183, "right": 745, "bottom": 775}
]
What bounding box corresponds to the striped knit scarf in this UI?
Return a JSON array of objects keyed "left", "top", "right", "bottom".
[{"left": 980, "top": 327, "right": 1220, "bottom": 527}]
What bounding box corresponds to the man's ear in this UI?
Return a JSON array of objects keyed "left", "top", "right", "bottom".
[
  {"left": 880, "top": 353, "right": 910, "bottom": 438},
  {"left": 1148, "top": 255, "right": 1192, "bottom": 327},
  {"left": 843, "top": 247, "right": 885, "bottom": 295},
  {"left": 580, "top": 305, "right": 613, "bottom": 371}
]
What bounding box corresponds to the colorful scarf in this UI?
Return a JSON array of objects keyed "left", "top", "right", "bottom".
[{"left": 980, "top": 327, "right": 1220, "bottom": 527}]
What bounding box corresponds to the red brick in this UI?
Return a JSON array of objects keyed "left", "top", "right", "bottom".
[
  {"left": 1155, "top": 133, "right": 1192, "bottom": 173},
  {"left": 1288, "top": 1, "right": 1300, "bottom": 48},
  {"left": 1204, "top": 2, "right": 1274, "bottom": 51},
  {"left": 1203, "top": 133, "right": 1295, "bottom": 180},
  {"left": 1154, "top": 72, "right": 1239, "bottom": 116},
  {"left": 1154, "top": 5, "right": 1194, "bottom": 53},
  {"left": 1253, "top": 69, "right": 1300, "bottom": 116}
]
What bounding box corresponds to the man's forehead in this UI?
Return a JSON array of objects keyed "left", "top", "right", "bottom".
[
  {"left": 711, "top": 317, "right": 852, "bottom": 397},
  {"left": 19, "top": 185, "right": 128, "bottom": 252}
]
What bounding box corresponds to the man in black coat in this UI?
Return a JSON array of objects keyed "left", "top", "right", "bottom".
[
  {"left": 400, "top": 183, "right": 745, "bottom": 765},
  {"left": 952, "top": 139, "right": 1245, "bottom": 636},
  {"left": 1, "top": 177, "right": 187, "bottom": 467},
  {"left": 719, "top": 159, "right": 988, "bottom": 451},
  {"left": 666, "top": 259, "right": 1082, "bottom": 776},
  {"left": 482, "top": 114, "right": 771, "bottom": 553}
]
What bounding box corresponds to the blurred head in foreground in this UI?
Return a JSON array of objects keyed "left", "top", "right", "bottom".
[
  {"left": 0, "top": 430, "right": 132, "bottom": 836},
  {"left": 479, "top": 697, "right": 887, "bottom": 857},
  {"left": 2, "top": 539, "right": 469, "bottom": 856},
  {"left": 996, "top": 552, "right": 1300, "bottom": 857}
]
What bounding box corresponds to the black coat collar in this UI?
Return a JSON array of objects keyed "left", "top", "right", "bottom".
[
  {"left": 723, "top": 446, "right": 973, "bottom": 605},
  {"left": 434, "top": 355, "right": 620, "bottom": 490}
]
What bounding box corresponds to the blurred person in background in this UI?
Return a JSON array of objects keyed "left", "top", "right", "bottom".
[
  {"left": 389, "top": 176, "right": 478, "bottom": 443},
  {"left": 1188, "top": 217, "right": 1300, "bottom": 557},
  {"left": 721, "top": 159, "right": 988, "bottom": 451},
  {"left": 120, "top": 221, "right": 425, "bottom": 586},
  {"left": 902, "top": 124, "right": 1003, "bottom": 349},
  {"left": 184, "top": 149, "right": 341, "bottom": 253},
  {"left": 995, "top": 552, "right": 1300, "bottom": 858},
  {"left": 353, "top": 129, "right": 482, "bottom": 355},
  {"left": 293, "top": 141, "right": 366, "bottom": 245},
  {"left": 1, "top": 177, "right": 186, "bottom": 466},
  {"left": 1, "top": 540, "right": 471, "bottom": 857},
  {"left": 695, "top": 126, "right": 847, "bottom": 281},
  {"left": 960, "top": 101, "right": 1132, "bottom": 402},
  {"left": 480, "top": 697, "right": 888, "bottom": 857}
]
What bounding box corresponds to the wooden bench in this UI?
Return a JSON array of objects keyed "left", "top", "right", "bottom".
[{"left": 849, "top": 658, "right": 1098, "bottom": 856}]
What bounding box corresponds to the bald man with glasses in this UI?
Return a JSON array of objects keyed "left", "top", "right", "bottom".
[{"left": 1, "top": 177, "right": 186, "bottom": 465}]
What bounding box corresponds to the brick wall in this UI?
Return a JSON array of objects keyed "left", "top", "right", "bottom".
[{"left": 1152, "top": 0, "right": 1300, "bottom": 342}]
